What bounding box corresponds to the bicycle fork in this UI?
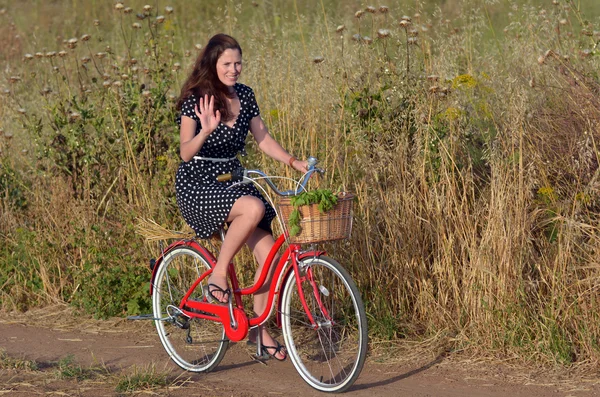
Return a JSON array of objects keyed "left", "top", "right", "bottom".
[{"left": 292, "top": 254, "right": 334, "bottom": 330}]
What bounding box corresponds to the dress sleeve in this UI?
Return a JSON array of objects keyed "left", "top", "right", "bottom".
[
  {"left": 177, "top": 95, "right": 199, "bottom": 124},
  {"left": 247, "top": 88, "right": 260, "bottom": 119}
]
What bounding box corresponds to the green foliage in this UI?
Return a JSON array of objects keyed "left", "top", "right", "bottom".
[
  {"left": 115, "top": 367, "right": 168, "bottom": 393},
  {"left": 71, "top": 257, "right": 151, "bottom": 319},
  {"left": 0, "top": 159, "right": 28, "bottom": 210},
  {"left": 288, "top": 189, "right": 339, "bottom": 236},
  {"left": 0, "top": 350, "right": 39, "bottom": 371},
  {"left": 56, "top": 355, "right": 92, "bottom": 381},
  {"left": 0, "top": 228, "right": 44, "bottom": 311}
]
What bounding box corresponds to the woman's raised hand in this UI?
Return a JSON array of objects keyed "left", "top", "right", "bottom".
[{"left": 194, "top": 94, "right": 221, "bottom": 136}]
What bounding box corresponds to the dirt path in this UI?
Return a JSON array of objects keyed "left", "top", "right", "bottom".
[{"left": 0, "top": 307, "right": 598, "bottom": 396}]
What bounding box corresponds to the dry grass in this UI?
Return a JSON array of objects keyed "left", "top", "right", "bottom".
[{"left": 1, "top": 0, "right": 600, "bottom": 369}]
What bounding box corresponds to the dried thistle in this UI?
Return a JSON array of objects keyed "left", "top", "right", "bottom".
[
  {"left": 156, "top": 15, "right": 165, "bottom": 23},
  {"left": 114, "top": 2, "right": 124, "bottom": 11},
  {"left": 355, "top": 10, "right": 364, "bottom": 19},
  {"left": 312, "top": 56, "right": 324, "bottom": 64},
  {"left": 80, "top": 34, "right": 91, "bottom": 42},
  {"left": 69, "top": 112, "right": 81, "bottom": 122},
  {"left": 365, "top": 6, "right": 376, "bottom": 14},
  {"left": 24, "top": 54, "right": 34, "bottom": 61},
  {"left": 379, "top": 6, "right": 389, "bottom": 14},
  {"left": 336, "top": 25, "right": 345, "bottom": 33},
  {"left": 67, "top": 38, "right": 78, "bottom": 49},
  {"left": 377, "top": 29, "right": 391, "bottom": 38},
  {"left": 165, "top": 6, "right": 174, "bottom": 14},
  {"left": 132, "top": 22, "right": 142, "bottom": 29},
  {"left": 124, "top": 7, "right": 133, "bottom": 14}
]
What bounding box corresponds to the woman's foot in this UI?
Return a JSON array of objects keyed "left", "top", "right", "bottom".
[
  {"left": 205, "top": 275, "right": 230, "bottom": 304},
  {"left": 249, "top": 327, "right": 286, "bottom": 361}
]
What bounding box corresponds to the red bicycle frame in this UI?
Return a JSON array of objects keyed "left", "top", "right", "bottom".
[{"left": 150, "top": 232, "right": 327, "bottom": 342}]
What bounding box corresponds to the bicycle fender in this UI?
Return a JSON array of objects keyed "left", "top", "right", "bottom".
[
  {"left": 149, "top": 240, "right": 217, "bottom": 295},
  {"left": 276, "top": 250, "right": 326, "bottom": 328}
]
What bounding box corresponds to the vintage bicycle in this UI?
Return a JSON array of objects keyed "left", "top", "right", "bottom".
[{"left": 147, "top": 157, "right": 368, "bottom": 393}]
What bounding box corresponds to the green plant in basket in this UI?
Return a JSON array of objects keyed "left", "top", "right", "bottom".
[{"left": 288, "top": 189, "right": 338, "bottom": 236}]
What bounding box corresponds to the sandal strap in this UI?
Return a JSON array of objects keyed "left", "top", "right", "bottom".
[
  {"left": 206, "top": 283, "right": 231, "bottom": 303},
  {"left": 262, "top": 343, "right": 284, "bottom": 353},
  {"left": 207, "top": 283, "right": 230, "bottom": 294}
]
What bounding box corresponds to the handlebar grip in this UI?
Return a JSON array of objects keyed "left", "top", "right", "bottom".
[{"left": 216, "top": 173, "right": 232, "bottom": 182}]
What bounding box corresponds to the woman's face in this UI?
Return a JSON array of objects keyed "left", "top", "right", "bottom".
[{"left": 216, "top": 48, "right": 242, "bottom": 88}]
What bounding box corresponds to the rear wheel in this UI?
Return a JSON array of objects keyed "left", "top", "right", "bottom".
[
  {"left": 280, "top": 255, "right": 368, "bottom": 392},
  {"left": 152, "top": 245, "right": 228, "bottom": 372}
]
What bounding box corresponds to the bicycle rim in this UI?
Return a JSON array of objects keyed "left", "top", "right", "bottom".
[
  {"left": 152, "top": 246, "right": 228, "bottom": 372},
  {"left": 281, "top": 255, "right": 368, "bottom": 392}
]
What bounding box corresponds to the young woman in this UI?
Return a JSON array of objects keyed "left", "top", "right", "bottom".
[{"left": 175, "top": 33, "right": 307, "bottom": 361}]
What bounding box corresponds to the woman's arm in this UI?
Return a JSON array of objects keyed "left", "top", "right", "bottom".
[
  {"left": 250, "top": 116, "right": 308, "bottom": 172},
  {"left": 179, "top": 95, "right": 221, "bottom": 162}
]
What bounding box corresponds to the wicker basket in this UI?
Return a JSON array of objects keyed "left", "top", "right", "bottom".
[{"left": 277, "top": 192, "right": 354, "bottom": 244}]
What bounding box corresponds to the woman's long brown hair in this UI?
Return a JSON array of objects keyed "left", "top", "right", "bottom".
[{"left": 176, "top": 34, "right": 242, "bottom": 122}]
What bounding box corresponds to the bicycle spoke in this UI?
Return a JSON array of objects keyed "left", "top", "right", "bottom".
[
  {"left": 152, "top": 246, "right": 228, "bottom": 372},
  {"left": 281, "top": 256, "right": 367, "bottom": 392}
]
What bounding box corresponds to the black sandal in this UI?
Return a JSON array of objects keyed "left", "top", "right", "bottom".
[
  {"left": 261, "top": 340, "right": 287, "bottom": 362},
  {"left": 203, "top": 283, "right": 231, "bottom": 304}
]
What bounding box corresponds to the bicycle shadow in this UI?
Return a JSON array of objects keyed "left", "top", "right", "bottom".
[{"left": 348, "top": 354, "right": 446, "bottom": 392}]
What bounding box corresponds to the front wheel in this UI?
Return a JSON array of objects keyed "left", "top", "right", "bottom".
[
  {"left": 280, "top": 255, "right": 368, "bottom": 392},
  {"left": 152, "top": 245, "right": 228, "bottom": 372}
]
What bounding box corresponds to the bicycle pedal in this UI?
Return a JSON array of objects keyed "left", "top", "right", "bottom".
[{"left": 252, "top": 353, "right": 271, "bottom": 363}]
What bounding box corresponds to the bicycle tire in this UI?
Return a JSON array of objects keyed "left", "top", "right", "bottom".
[
  {"left": 152, "top": 245, "right": 228, "bottom": 372},
  {"left": 280, "top": 255, "right": 368, "bottom": 392}
]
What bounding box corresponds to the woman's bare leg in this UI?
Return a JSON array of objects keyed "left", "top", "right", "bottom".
[
  {"left": 246, "top": 228, "right": 286, "bottom": 360},
  {"left": 207, "top": 195, "right": 265, "bottom": 303}
]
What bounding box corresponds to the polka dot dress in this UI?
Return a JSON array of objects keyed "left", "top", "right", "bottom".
[{"left": 175, "top": 83, "right": 276, "bottom": 239}]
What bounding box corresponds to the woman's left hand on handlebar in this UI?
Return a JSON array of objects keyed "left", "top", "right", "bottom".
[{"left": 292, "top": 159, "right": 309, "bottom": 173}]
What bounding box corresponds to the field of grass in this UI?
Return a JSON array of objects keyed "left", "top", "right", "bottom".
[{"left": 1, "top": 0, "right": 600, "bottom": 368}]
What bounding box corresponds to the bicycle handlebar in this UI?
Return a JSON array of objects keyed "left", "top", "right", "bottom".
[{"left": 217, "top": 156, "right": 323, "bottom": 196}]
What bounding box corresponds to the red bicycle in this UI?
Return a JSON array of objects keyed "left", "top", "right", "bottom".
[{"left": 149, "top": 157, "right": 368, "bottom": 392}]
